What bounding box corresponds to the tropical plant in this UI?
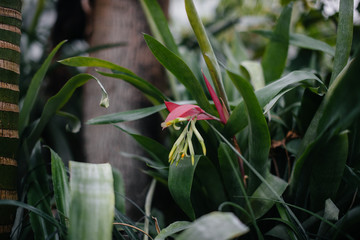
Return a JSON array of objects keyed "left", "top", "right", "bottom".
[
  {"left": 1, "top": 0, "right": 360, "bottom": 239},
  {"left": 60, "top": 0, "right": 360, "bottom": 239}
]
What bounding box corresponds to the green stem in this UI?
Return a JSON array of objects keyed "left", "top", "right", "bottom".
[{"left": 185, "top": 0, "right": 230, "bottom": 112}]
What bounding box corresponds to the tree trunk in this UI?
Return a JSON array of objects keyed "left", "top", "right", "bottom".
[
  {"left": 83, "top": 0, "right": 167, "bottom": 219},
  {"left": 0, "top": 0, "right": 22, "bottom": 238}
]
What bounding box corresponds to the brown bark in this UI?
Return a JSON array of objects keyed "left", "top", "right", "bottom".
[{"left": 83, "top": 0, "right": 167, "bottom": 219}]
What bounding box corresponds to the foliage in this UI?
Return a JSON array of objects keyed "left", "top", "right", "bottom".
[
  {"left": 1, "top": 0, "right": 360, "bottom": 239},
  {"left": 61, "top": 0, "right": 360, "bottom": 239}
]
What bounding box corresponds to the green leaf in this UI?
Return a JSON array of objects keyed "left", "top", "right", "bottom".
[
  {"left": 248, "top": 174, "right": 288, "bottom": 221},
  {"left": 140, "top": 0, "right": 179, "bottom": 55},
  {"left": 154, "top": 221, "right": 191, "bottom": 240},
  {"left": 143, "top": 34, "right": 213, "bottom": 114},
  {"left": 26, "top": 73, "right": 103, "bottom": 150},
  {"left": 240, "top": 61, "right": 265, "bottom": 91},
  {"left": 112, "top": 168, "right": 126, "bottom": 213},
  {"left": 330, "top": 0, "right": 353, "bottom": 85},
  {"left": 87, "top": 104, "right": 166, "bottom": 125},
  {"left": 291, "top": 54, "right": 360, "bottom": 200},
  {"left": 225, "top": 71, "right": 322, "bottom": 136},
  {"left": 27, "top": 142, "right": 56, "bottom": 240},
  {"left": 114, "top": 125, "right": 169, "bottom": 165},
  {"left": 261, "top": 3, "right": 292, "bottom": 83},
  {"left": 168, "top": 156, "right": 226, "bottom": 220},
  {"left": 309, "top": 132, "right": 348, "bottom": 210},
  {"left": 227, "top": 70, "right": 271, "bottom": 193},
  {"left": 96, "top": 71, "right": 167, "bottom": 104},
  {"left": 50, "top": 148, "right": 70, "bottom": 227},
  {"left": 19, "top": 40, "right": 67, "bottom": 134},
  {"left": 69, "top": 161, "right": 115, "bottom": 240},
  {"left": 168, "top": 156, "right": 200, "bottom": 220},
  {"left": 59, "top": 56, "right": 134, "bottom": 75},
  {"left": 254, "top": 30, "right": 335, "bottom": 56},
  {"left": 218, "top": 143, "right": 245, "bottom": 206},
  {"left": 57, "top": 111, "right": 81, "bottom": 133},
  {"left": 185, "top": 0, "right": 229, "bottom": 111},
  {"left": 0, "top": 200, "right": 64, "bottom": 234},
  {"left": 177, "top": 212, "right": 249, "bottom": 240}
]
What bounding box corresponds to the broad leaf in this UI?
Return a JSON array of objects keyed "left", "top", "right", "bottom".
[
  {"left": 248, "top": 174, "right": 287, "bottom": 221},
  {"left": 69, "top": 161, "right": 115, "bottom": 240},
  {"left": 168, "top": 155, "right": 227, "bottom": 220},
  {"left": 309, "top": 132, "right": 348, "bottom": 210},
  {"left": 291, "top": 54, "right": 360, "bottom": 200},
  {"left": 154, "top": 221, "right": 191, "bottom": 240},
  {"left": 177, "top": 212, "right": 249, "bottom": 240}
]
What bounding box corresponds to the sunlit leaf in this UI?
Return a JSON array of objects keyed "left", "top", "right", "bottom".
[
  {"left": 177, "top": 212, "right": 249, "bottom": 240},
  {"left": 69, "top": 161, "right": 115, "bottom": 240}
]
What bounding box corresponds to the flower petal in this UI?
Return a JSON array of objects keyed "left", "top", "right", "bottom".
[
  {"left": 164, "top": 101, "right": 180, "bottom": 112},
  {"left": 202, "top": 72, "right": 227, "bottom": 124}
]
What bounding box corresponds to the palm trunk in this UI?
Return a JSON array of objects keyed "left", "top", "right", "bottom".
[
  {"left": 83, "top": 0, "right": 167, "bottom": 219},
  {"left": 0, "top": 0, "right": 22, "bottom": 238}
]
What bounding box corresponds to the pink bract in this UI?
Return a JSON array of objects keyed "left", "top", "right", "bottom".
[{"left": 163, "top": 101, "right": 217, "bottom": 128}]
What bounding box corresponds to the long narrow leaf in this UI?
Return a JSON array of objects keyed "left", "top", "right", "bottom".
[
  {"left": 253, "top": 30, "right": 335, "bottom": 56},
  {"left": 59, "top": 56, "right": 134, "bottom": 75},
  {"left": 19, "top": 40, "right": 67, "bottom": 133},
  {"left": 27, "top": 142, "right": 56, "bottom": 240},
  {"left": 330, "top": 0, "right": 353, "bottom": 85},
  {"left": 0, "top": 200, "right": 64, "bottom": 234},
  {"left": 225, "top": 71, "right": 322, "bottom": 136},
  {"left": 50, "top": 148, "right": 70, "bottom": 227},
  {"left": 96, "top": 71, "right": 167, "bottom": 104},
  {"left": 140, "top": 0, "right": 178, "bottom": 55},
  {"left": 143, "top": 34, "right": 214, "bottom": 115},
  {"left": 261, "top": 3, "right": 292, "bottom": 83},
  {"left": 227, "top": 70, "right": 271, "bottom": 193},
  {"left": 26, "top": 74, "right": 106, "bottom": 150},
  {"left": 87, "top": 104, "right": 166, "bottom": 125}
]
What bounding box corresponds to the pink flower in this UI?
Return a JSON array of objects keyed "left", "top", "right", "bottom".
[
  {"left": 161, "top": 101, "right": 219, "bottom": 165},
  {"left": 161, "top": 101, "right": 218, "bottom": 130}
]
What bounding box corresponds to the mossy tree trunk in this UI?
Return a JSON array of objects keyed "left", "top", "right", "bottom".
[{"left": 0, "top": 0, "right": 21, "bottom": 238}]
